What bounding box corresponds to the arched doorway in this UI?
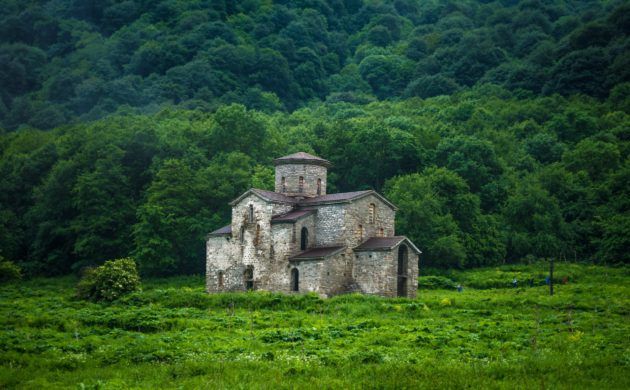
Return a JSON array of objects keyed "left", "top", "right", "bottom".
[
  {"left": 291, "top": 268, "right": 299, "bottom": 292},
  {"left": 300, "top": 227, "right": 308, "bottom": 250},
  {"left": 397, "top": 245, "right": 408, "bottom": 297},
  {"left": 244, "top": 265, "right": 254, "bottom": 290}
]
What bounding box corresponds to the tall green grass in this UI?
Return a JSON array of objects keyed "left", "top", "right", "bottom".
[{"left": 0, "top": 264, "right": 628, "bottom": 388}]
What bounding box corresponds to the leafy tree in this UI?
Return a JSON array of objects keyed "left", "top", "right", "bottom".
[
  {"left": 133, "top": 159, "right": 209, "bottom": 275},
  {"left": 503, "top": 180, "right": 567, "bottom": 260},
  {"left": 404, "top": 75, "right": 460, "bottom": 98},
  {"left": 208, "top": 104, "right": 268, "bottom": 159},
  {"left": 71, "top": 145, "right": 135, "bottom": 268},
  {"left": 435, "top": 135, "right": 505, "bottom": 210}
]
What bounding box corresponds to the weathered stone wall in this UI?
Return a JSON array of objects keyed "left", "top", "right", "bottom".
[
  {"left": 353, "top": 251, "right": 392, "bottom": 296},
  {"left": 353, "top": 243, "right": 418, "bottom": 298},
  {"left": 290, "top": 252, "right": 349, "bottom": 297},
  {"left": 207, "top": 194, "right": 293, "bottom": 292},
  {"left": 275, "top": 163, "right": 327, "bottom": 197},
  {"left": 264, "top": 214, "right": 317, "bottom": 292},
  {"left": 344, "top": 194, "right": 396, "bottom": 248},
  {"left": 288, "top": 260, "right": 323, "bottom": 294},
  {"left": 318, "top": 252, "right": 352, "bottom": 296},
  {"left": 206, "top": 235, "right": 237, "bottom": 292},
  {"left": 207, "top": 185, "right": 418, "bottom": 298},
  {"left": 313, "top": 204, "right": 346, "bottom": 247}
]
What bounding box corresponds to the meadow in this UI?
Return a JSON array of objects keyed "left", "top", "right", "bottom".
[{"left": 0, "top": 263, "right": 628, "bottom": 389}]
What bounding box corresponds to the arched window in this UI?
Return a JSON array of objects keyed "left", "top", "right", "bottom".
[
  {"left": 248, "top": 204, "right": 254, "bottom": 223},
  {"left": 379, "top": 228, "right": 384, "bottom": 237},
  {"left": 397, "top": 245, "right": 408, "bottom": 297},
  {"left": 240, "top": 225, "right": 245, "bottom": 244},
  {"left": 244, "top": 265, "right": 254, "bottom": 290},
  {"left": 357, "top": 224, "right": 363, "bottom": 240},
  {"left": 291, "top": 268, "right": 299, "bottom": 292},
  {"left": 298, "top": 176, "right": 304, "bottom": 193},
  {"left": 300, "top": 227, "right": 308, "bottom": 250},
  {"left": 281, "top": 177, "right": 286, "bottom": 192},
  {"left": 218, "top": 271, "right": 224, "bottom": 289},
  {"left": 368, "top": 203, "right": 376, "bottom": 224},
  {"left": 317, "top": 178, "right": 322, "bottom": 195}
]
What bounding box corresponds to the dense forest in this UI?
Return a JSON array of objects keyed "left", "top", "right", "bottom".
[{"left": 0, "top": 0, "right": 628, "bottom": 276}]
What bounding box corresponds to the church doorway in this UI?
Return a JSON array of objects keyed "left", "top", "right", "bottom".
[
  {"left": 300, "top": 227, "right": 308, "bottom": 250},
  {"left": 291, "top": 268, "right": 299, "bottom": 292},
  {"left": 244, "top": 265, "right": 254, "bottom": 290},
  {"left": 397, "top": 245, "right": 408, "bottom": 297}
]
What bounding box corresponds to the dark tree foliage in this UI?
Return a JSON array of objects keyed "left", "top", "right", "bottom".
[
  {"left": 0, "top": 1, "right": 628, "bottom": 273},
  {"left": 0, "top": 0, "right": 628, "bottom": 130}
]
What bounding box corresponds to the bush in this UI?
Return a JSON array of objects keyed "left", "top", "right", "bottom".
[
  {"left": 77, "top": 258, "right": 141, "bottom": 302},
  {"left": 417, "top": 275, "right": 457, "bottom": 290},
  {"left": 0, "top": 258, "right": 22, "bottom": 283}
]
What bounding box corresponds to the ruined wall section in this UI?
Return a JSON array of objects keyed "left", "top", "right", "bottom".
[{"left": 275, "top": 163, "right": 327, "bottom": 197}]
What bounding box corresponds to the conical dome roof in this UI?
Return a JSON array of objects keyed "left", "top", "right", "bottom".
[{"left": 273, "top": 152, "right": 332, "bottom": 167}]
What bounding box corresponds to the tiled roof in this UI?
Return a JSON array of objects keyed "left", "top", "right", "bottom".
[
  {"left": 230, "top": 188, "right": 297, "bottom": 205},
  {"left": 251, "top": 189, "right": 297, "bottom": 203},
  {"left": 209, "top": 224, "right": 231, "bottom": 236},
  {"left": 354, "top": 236, "right": 421, "bottom": 254},
  {"left": 299, "top": 190, "right": 372, "bottom": 205},
  {"left": 274, "top": 152, "right": 332, "bottom": 167},
  {"left": 290, "top": 246, "right": 345, "bottom": 260},
  {"left": 271, "top": 209, "right": 315, "bottom": 223}
]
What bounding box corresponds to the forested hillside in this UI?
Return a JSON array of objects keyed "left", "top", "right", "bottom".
[
  {"left": 1, "top": 0, "right": 628, "bottom": 129},
  {"left": 0, "top": 0, "right": 628, "bottom": 276}
]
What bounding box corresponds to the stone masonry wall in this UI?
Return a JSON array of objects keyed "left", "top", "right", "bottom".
[
  {"left": 313, "top": 204, "right": 346, "bottom": 247},
  {"left": 266, "top": 214, "right": 316, "bottom": 292},
  {"left": 206, "top": 235, "right": 237, "bottom": 292},
  {"left": 275, "top": 163, "right": 327, "bottom": 197},
  {"left": 207, "top": 186, "right": 417, "bottom": 298},
  {"left": 353, "top": 243, "right": 418, "bottom": 298},
  {"left": 344, "top": 194, "right": 396, "bottom": 249},
  {"left": 206, "top": 194, "right": 294, "bottom": 292}
]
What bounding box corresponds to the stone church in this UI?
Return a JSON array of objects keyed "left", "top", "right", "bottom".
[{"left": 206, "top": 152, "right": 421, "bottom": 297}]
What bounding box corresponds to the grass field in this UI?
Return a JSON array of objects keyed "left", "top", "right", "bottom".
[{"left": 1, "top": 263, "right": 628, "bottom": 389}]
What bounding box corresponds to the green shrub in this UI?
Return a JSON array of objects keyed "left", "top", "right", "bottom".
[
  {"left": 0, "top": 258, "right": 22, "bottom": 283},
  {"left": 417, "top": 275, "right": 457, "bottom": 290},
  {"left": 76, "top": 258, "right": 141, "bottom": 302}
]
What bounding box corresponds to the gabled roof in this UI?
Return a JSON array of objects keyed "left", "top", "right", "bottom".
[
  {"left": 271, "top": 209, "right": 316, "bottom": 224},
  {"left": 208, "top": 224, "right": 231, "bottom": 237},
  {"left": 354, "top": 236, "right": 421, "bottom": 254},
  {"left": 274, "top": 152, "right": 332, "bottom": 167},
  {"left": 230, "top": 188, "right": 297, "bottom": 206},
  {"left": 299, "top": 190, "right": 398, "bottom": 210},
  {"left": 290, "top": 246, "right": 346, "bottom": 261}
]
